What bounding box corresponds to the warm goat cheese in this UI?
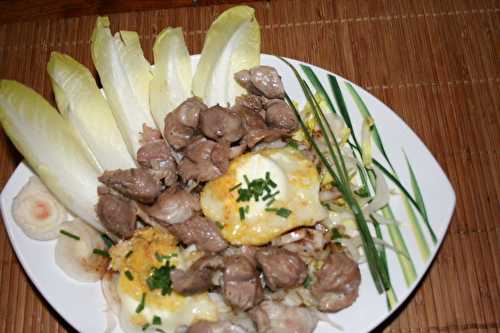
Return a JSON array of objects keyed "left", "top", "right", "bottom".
[{"left": 201, "top": 147, "right": 328, "bottom": 245}]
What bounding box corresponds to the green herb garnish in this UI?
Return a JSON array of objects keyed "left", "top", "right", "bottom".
[
  {"left": 146, "top": 261, "right": 175, "bottom": 295},
  {"left": 155, "top": 252, "right": 177, "bottom": 262},
  {"left": 125, "top": 270, "right": 134, "bottom": 281},
  {"left": 281, "top": 57, "right": 391, "bottom": 294},
  {"left": 229, "top": 183, "right": 242, "bottom": 192},
  {"left": 125, "top": 250, "right": 133, "bottom": 258},
  {"left": 303, "top": 275, "right": 312, "bottom": 288},
  {"left": 152, "top": 316, "right": 162, "bottom": 325},
  {"left": 92, "top": 248, "right": 110, "bottom": 257},
  {"left": 136, "top": 293, "right": 146, "bottom": 313},
  {"left": 215, "top": 221, "right": 224, "bottom": 229},
  {"left": 287, "top": 139, "right": 299, "bottom": 149},
  {"left": 142, "top": 323, "right": 150, "bottom": 331},
  {"left": 239, "top": 206, "right": 246, "bottom": 220},
  {"left": 59, "top": 229, "right": 80, "bottom": 241},
  {"left": 100, "top": 234, "right": 115, "bottom": 248},
  {"left": 265, "top": 207, "right": 291, "bottom": 218},
  {"left": 331, "top": 228, "right": 343, "bottom": 240}
]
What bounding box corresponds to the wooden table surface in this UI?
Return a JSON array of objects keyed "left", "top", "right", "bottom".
[{"left": 0, "top": 0, "right": 499, "bottom": 332}]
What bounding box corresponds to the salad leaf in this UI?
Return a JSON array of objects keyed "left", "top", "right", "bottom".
[
  {"left": 192, "top": 6, "right": 260, "bottom": 106},
  {"left": 150, "top": 27, "right": 192, "bottom": 128},
  {"left": 91, "top": 16, "right": 156, "bottom": 157},
  {"left": 47, "top": 52, "right": 136, "bottom": 170},
  {"left": 0, "top": 80, "right": 104, "bottom": 232}
]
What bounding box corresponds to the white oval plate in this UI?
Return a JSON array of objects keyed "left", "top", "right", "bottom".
[{"left": 0, "top": 55, "right": 455, "bottom": 333}]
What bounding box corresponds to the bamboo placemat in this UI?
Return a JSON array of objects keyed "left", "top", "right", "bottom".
[{"left": 0, "top": 0, "right": 499, "bottom": 332}]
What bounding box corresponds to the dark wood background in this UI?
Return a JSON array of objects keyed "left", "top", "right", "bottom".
[{"left": 0, "top": 0, "right": 499, "bottom": 332}]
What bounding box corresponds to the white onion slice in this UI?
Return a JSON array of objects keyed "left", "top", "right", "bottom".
[
  {"left": 12, "top": 176, "right": 68, "bottom": 240},
  {"left": 363, "top": 168, "right": 390, "bottom": 215},
  {"left": 55, "top": 219, "right": 109, "bottom": 282}
]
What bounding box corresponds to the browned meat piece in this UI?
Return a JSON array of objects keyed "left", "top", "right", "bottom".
[
  {"left": 256, "top": 247, "right": 307, "bottom": 291},
  {"left": 187, "top": 321, "right": 250, "bottom": 333},
  {"left": 236, "top": 107, "right": 283, "bottom": 148},
  {"left": 168, "top": 215, "right": 228, "bottom": 252},
  {"left": 310, "top": 252, "right": 361, "bottom": 312},
  {"left": 178, "top": 137, "right": 230, "bottom": 182},
  {"left": 136, "top": 140, "right": 177, "bottom": 186},
  {"left": 98, "top": 168, "right": 161, "bottom": 204},
  {"left": 249, "top": 301, "right": 319, "bottom": 333},
  {"left": 199, "top": 105, "right": 244, "bottom": 143},
  {"left": 184, "top": 136, "right": 216, "bottom": 162},
  {"left": 211, "top": 142, "right": 230, "bottom": 173},
  {"left": 136, "top": 140, "right": 173, "bottom": 169},
  {"left": 171, "top": 254, "right": 223, "bottom": 294},
  {"left": 139, "top": 124, "right": 162, "bottom": 144},
  {"left": 144, "top": 187, "right": 200, "bottom": 225},
  {"left": 265, "top": 99, "right": 298, "bottom": 133},
  {"left": 223, "top": 255, "right": 263, "bottom": 310},
  {"left": 96, "top": 190, "right": 136, "bottom": 239},
  {"left": 235, "top": 66, "right": 285, "bottom": 99},
  {"left": 179, "top": 159, "right": 221, "bottom": 183},
  {"left": 235, "top": 94, "right": 267, "bottom": 113},
  {"left": 164, "top": 97, "right": 207, "bottom": 149}
]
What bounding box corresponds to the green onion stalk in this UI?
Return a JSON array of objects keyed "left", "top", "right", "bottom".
[{"left": 281, "top": 57, "right": 391, "bottom": 293}]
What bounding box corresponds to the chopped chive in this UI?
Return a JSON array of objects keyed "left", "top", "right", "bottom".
[
  {"left": 93, "top": 248, "right": 110, "bottom": 257},
  {"left": 100, "top": 234, "right": 115, "bottom": 248},
  {"left": 59, "top": 229, "right": 80, "bottom": 241},
  {"left": 215, "top": 221, "right": 224, "bottom": 229},
  {"left": 229, "top": 183, "right": 241, "bottom": 192},
  {"left": 152, "top": 316, "right": 162, "bottom": 325},
  {"left": 276, "top": 208, "right": 292, "bottom": 218},
  {"left": 268, "top": 179, "right": 277, "bottom": 188},
  {"left": 262, "top": 190, "right": 280, "bottom": 201},
  {"left": 287, "top": 139, "right": 299, "bottom": 149},
  {"left": 239, "top": 207, "right": 246, "bottom": 220},
  {"left": 245, "top": 205, "right": 250, "bottom": 213},
  {"left": 331, "top": 228, "right": 343, "bottom": 240},
  {"left": 125, "top": 250, "right": 133, "bottom": 258},
  {"left": 155, "top": 252, "right": 177, "bottom": 262},
  {"left": 135, "top": 293, "right": 146, "bottom": 313},
  {"left": 124, "top": 270, "right": 134, "bottom": 281},
  {"left": 265, "top": 171, "right": 270, "bottom": 180},
  {"left": 266, "top": 198, "right": 275, "bottom": 207},
  {"left": 142, "top": 323, "right": 150, "bottom": 331},
  {"left": 265, "top": 207, "right": 278, "bottom": 212},
  {"left": 303, "top": 275, "right": 312, "bottom": 288},
  {"left": 243, "top": 175, "right": 250, "bottom": 186}
]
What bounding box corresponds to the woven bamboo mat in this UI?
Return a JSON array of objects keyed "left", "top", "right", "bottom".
[{"left": 0, "top": 0, "right": 499, "bottom": 332}]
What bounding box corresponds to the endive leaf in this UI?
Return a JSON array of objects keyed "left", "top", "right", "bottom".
[
  {"left": 192, "top": 6, "right": 260, "bottom": 106},
  {"left": 47, "top": 52, "right": 136, "bottom": 170},
  {"left": 150, "top": 27, "right": 192, "bottom": 128},
  {"left": 91, "top": 16, "right": 156, "bottom": 157},
  {"left": 0, "top": 80, "right": 103, "bottom": 232}
]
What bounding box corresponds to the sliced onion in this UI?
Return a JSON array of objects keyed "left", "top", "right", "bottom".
[
  {"left": 55, "top": 219, "right": 109, "bottom": 282},
  {"left": 363, "top": 168, "right": 390, "bottom": 215},
  {"left": 319, "top": 189, "right": 341, "bottom": 202},
  {"left": 12, "top": 176, "right": 68, "bottom": 240}
]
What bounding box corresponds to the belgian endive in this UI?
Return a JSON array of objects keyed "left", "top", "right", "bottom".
[
  {"left": 47, "top": 52, "right": 136, "bottom": 170},
  {"left": 91, "top": 16, "right": 156, "bottom": 157},
  {"left": 150, "top": 27, "right": 192, "bottom": 128},
  {"left": 0, "top": 80, "right": 104, "bottom": 232},
  {"left": 192, "top": 5, "right": 260, "bottom": 106}
]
